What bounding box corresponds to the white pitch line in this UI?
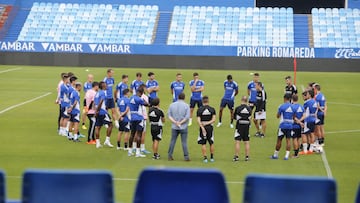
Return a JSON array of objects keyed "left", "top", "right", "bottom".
[
  {"left": 326, "top": 129, "right": 360, "bottom": 134},
  {"left": 328, "top": 101, "right": 360, "bottom": 107},
  {"left": 0, "top": 67, "right": 22, "bottom": 74},
  {"left": 321, "top": 149, "right": 333, "bottom": 179},
  {"left": 0, "top": 92, "right": 52, "bottom": 115}
]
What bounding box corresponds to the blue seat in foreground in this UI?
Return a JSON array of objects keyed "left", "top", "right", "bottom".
[
  {"left": 244, "top": 174, "right": 337, "bottom": 203},
  {"left": 133, "top": 167, "right": 229, "bottom": 203},
  {"left": 22, "top": 169, "right": 114, "bottom": 203}
]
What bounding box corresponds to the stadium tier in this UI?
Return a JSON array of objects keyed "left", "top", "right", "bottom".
[
  {"left": 312, "top": 8, "right": 360, "bottom": 48},
  {"left": 168, "top": 6, "right": 294, "bottom": 47},
  {"left": 18, "top": 3, "right": 158, "bottom": 44}
]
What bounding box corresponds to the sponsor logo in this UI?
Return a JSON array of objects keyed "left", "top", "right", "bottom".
[
  {"left": 236, "top": 46, "right": 315, "bottom": 58},
  {"left": 89, "top": 44, "right": 131, "bottom": 53},
  {"left": 0, "top": 41, "right": 35, "bottom": 51},
  {"left": 334, "top": 49, "right": 360, "bottom": 59}
]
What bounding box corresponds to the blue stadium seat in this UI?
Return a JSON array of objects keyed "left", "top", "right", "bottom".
[
  {"left": 22, "top": 169, "right": 114, "bottom": 203},
  {"left": 133, "top": 167, "right": 229, "bottom": 203},
  {"left": 244, "top": 174, "right": 336, "bottom": 203}
]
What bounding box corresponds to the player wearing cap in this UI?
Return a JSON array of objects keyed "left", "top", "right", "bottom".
[{"left": 217, "top": 74, "right": 238, "bottom": 128}]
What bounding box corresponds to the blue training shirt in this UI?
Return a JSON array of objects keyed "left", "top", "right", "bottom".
[
  {"left": 60, "top": 83, "right": 70, "bottom": 108},
  {"left": 103, "top": 77, "right": 115, "bottom": 99},
  {"left": 131, "top": 80, "right": 144, "bottom": 95},
  {"left": 291, "top": 103, "right": 305, "bottom": 129},
  {"left": 316, "top": 92, "right": 326, "bottom": 116},
  {"left": 189, "top": 79, "right": 204, "bottom": 101},
  {"left": 146, "top": 80, "right": 159, "bottom": 99},
  {"left": 170, "top": 81, "right": 185, "bottom": 102},
  {"left": 116, "top": 82, "right": 128, "bottom": 100},
  {"left": 83, "top": 81, "right": 92, "bottom": 93},
  {"left": 129, "top": 95, "right": 145, "bottom": 121},
  {"left": 223, "top": 80, "right": 238, "bottom": 100},
  {"left": 277, "top": 102, "right": 294, "bottom": 129},
  {"left": 94, "top": 90, "right": 107, "bottom": 115},
  {"left": 70, "top": 90, "right": 80, "bottom": 115},
  {"left": 117, "top": 96, "right": 130, "bottom": 122},
  {"left": 304, "top": 99, "right": 317, "bottom": 123}
]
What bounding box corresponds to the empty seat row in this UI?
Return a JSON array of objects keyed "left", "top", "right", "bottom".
[
  {"left": 0, "top": 168, "right": 340, "bottom": 203},
  {"left": 169, "top": 6, "right": 294, "bottom": 47},
  {"left": 18, "top": 3, "right": 158, "bottom": 44},
  {"left": 312, "top": 7, "right": 360, "bottom": 48}
]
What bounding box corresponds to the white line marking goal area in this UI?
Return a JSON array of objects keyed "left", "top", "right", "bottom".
[
  {"left": 0, "top": 92, "right": 52, "bottom": 115},
  {"left": 0, "top": 67, "right": 22, "bottom": 74}
]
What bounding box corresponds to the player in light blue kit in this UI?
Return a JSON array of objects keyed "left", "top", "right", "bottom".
[
  {"left": 170, "top": 73, "right": 185, "bottom": 102},
  {"left": 217, "top": 74, "right": 238, "bottom": 128},
  {"left": 189, "top": 72, "right": 205, "bottom": 126},
  {"left": 146, "top": 72, "right": 159, "bottom": 105},
  {"left": 271, "top": 94, "right": 294, "bottom": 160},
  {"left": 103, "top": 69, "right": 116, "bottom": 122},
  {"left": 94, "top": 81, "right": 114, "bottom": 149}
]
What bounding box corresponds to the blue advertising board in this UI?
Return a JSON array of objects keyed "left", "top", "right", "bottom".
[{"left": 0, "top": 41, "right": 359, "bottom": 59}]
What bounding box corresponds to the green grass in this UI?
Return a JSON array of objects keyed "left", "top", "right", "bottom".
[{"left": 0, "top": 65, "right": 359, "bottom": 203}]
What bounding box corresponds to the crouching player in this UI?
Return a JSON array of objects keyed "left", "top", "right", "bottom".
[
  {"left": 148, "top": 98, "right": 165, "bottom": 160},
  {"left": 233, "top": 96, "right": 252, "bottom": 162},
  {"left": 271, "top": 94, "right": 294, "bottom": 160}
]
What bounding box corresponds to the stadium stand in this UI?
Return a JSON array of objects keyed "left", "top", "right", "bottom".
[
  {"left": 18, "top": 2, "right": 158, "bottom": 44},
  {"left": 312, "top": 8, "right": 360, "bottom": 48},
  {"left": 168, "top": 6, "right": 294, "bottom": 47}
]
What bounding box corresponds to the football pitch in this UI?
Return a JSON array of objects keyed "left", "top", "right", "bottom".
[{"left": 0, "top": 65, "right": 359, "bottom": 203}]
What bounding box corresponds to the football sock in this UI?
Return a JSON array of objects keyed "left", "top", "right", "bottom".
[
  {"left": 117, "top": 141, "right": 121, "bottom": 148},
  {"left": 274, "top": 150, "right": 279, "bottom": 157},
  {"left": 210, "top": 153, "right": 214, "bottom": 159},
  {"left": 285, "top": 151, "right": 290, "bottom": 158},
  {"left": 303, "top": 143, "right": 308, "bottom": 152},
  {"left": 141, "top": 144, "right": 145, "bottom": 151}
]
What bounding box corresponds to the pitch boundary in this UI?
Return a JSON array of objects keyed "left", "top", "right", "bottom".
[
  {"left": 0, "top": 67, "right": 22, "bottom": 74},
  {"left": 0, "top": 92, "right": 52, "bottom": 115}
]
